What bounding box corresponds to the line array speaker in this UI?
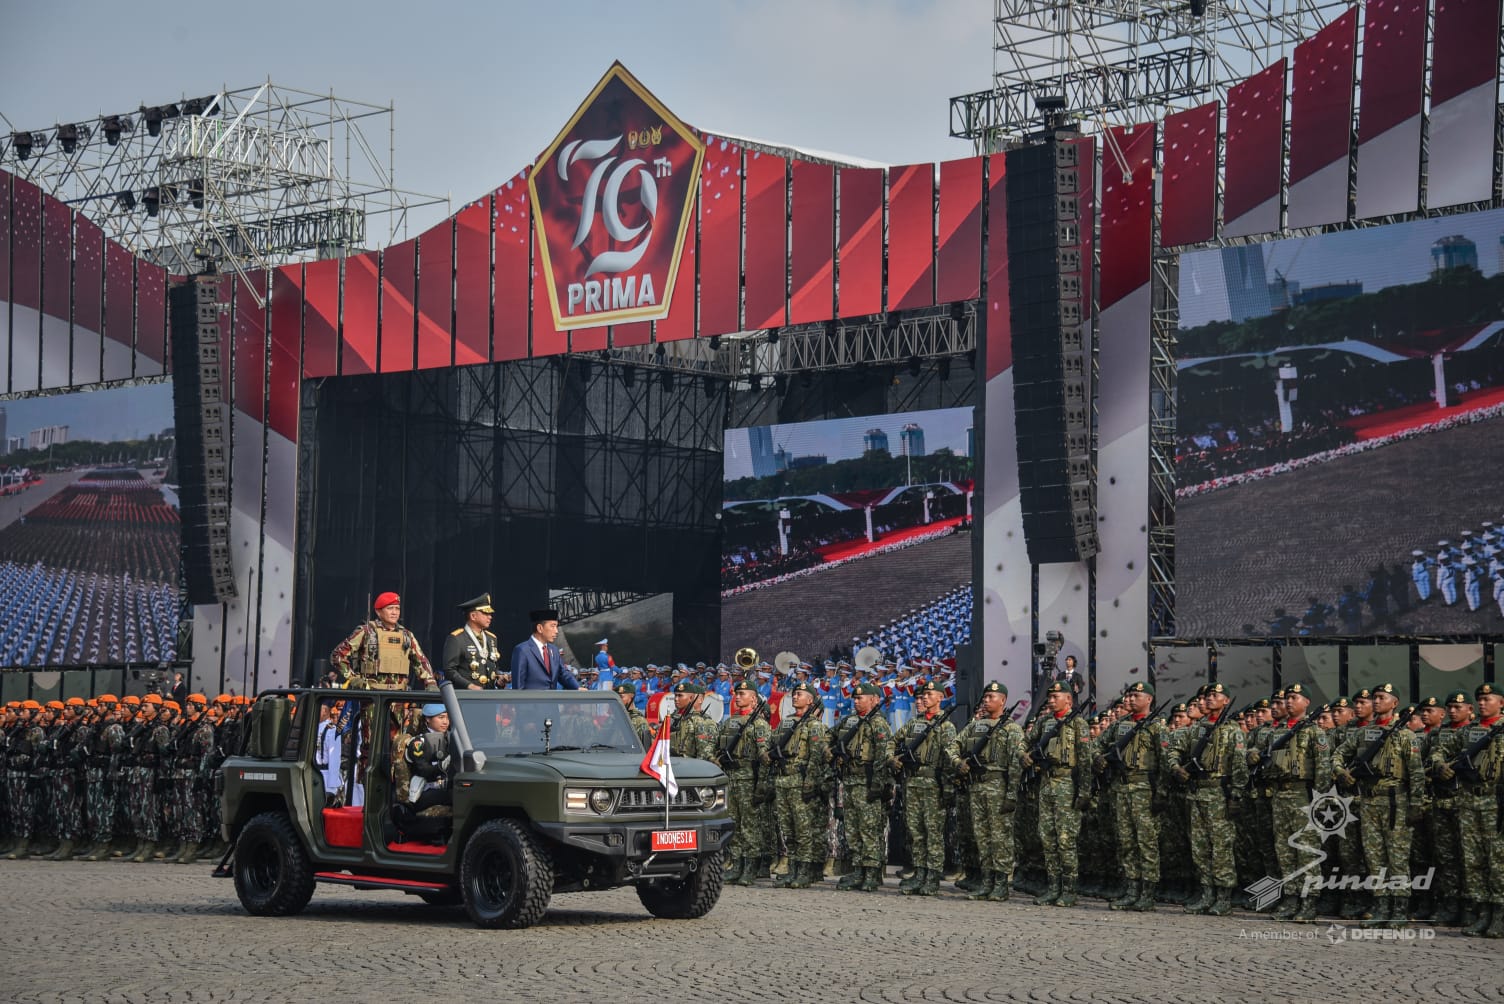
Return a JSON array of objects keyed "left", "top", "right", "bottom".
[
  {"left": 170, "top": 275, "right": 237, "bottom": 603},
  {"left": 1005, "top": 138, "right": 1098, "bottom": 564}
]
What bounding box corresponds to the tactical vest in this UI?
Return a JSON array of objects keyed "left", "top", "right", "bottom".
[
  {"left": 377, "top": 631, "right": 411, "bottom": 681},
  {"left": 1456, "top": 723, "right": 1502, "bottom": 784},
  {"left": 1353, "top": 726, "right": 1408, "bottom": 782},
  {"left": 1040, "top": 717, "right": 1078, "bottom": 768}
]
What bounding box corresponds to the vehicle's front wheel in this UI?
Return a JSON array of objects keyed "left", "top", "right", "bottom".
[
  {"left": 636, "top": 849, "right": 725, "bottom": 919},
  {"left": 233, "top": 811, "right": 316, "bottom": 917},
  {"left": 460, "top": 820, "right": 553, "bottom": 929}
]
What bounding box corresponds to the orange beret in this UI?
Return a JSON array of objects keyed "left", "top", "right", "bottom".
[
  {"left": 215, "top": 694, "right": 233, "bottom": 704},
  {"left": 123, "top": 695, "right": 141, "bottom": 706},
  {"left": 143, "top": 694, "right": 163, "bottom": 705},
  {"left": 66, "top": 696, "right": 86, "bottom": 706},
  {"left": 86, "top": 699, "right": 98, "bottom": 708},
  {"left": 164, "top": 700, "right": 181, "bottom": 712},
  {"left": 21, "top": 700, "right": 42, "bottom": 710},
  {"left": 188, "top": 693, "right": 207, "bottom": 705},
  {"left": 97, "top": 694, "right": 118, "bottom": 704},
  {"left": 46, "top": 700, "right": 65, "bottom": 710}
]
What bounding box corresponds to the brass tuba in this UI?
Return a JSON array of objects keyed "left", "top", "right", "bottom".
[{"left": 735, "top": 647, "right": 759, "bottom": 671}]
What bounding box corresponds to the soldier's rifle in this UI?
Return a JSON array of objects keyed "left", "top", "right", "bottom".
[
  {"left": 1343, "top": 712, "right": 1411, "bottom": 783},
  {"left": 1181, "top": 692, "right": 1237, "bottom": 780},
  {"left": 1250, "top": 707, "right": 1322, "bottom": 783},
  {"left": 959, "top": 700, "right": 1022, "bottom": 778},
  {"left": 1023, "top": 696, "right": 1094, "bottom": 781},
  {"left": 1102, "top": 698, "right": 1170, "bottom": 784},
  {"left": 1442, "top": 719, "right": 1504, "bottom": 785},
  {"left": 896, "top": 702, "right": 961, "bottom": 772}
]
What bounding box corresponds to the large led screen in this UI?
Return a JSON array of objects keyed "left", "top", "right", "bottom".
[
  {"left": 0, "top": 382, "right": 182, "bottom": 667},
  {"left": 721, "top": 407, "right": 974, "bottom": 664},
  {"left": 1175, "top": 208, "right": 1504, "bottom": 637}
]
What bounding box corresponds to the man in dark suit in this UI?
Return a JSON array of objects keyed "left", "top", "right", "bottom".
[{"left": 509, "top": 608, "right": 581, "bottom": 691}]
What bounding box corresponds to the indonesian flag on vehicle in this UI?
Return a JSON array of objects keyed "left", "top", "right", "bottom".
[{"left": 640, "top": 713, "right": 678, "bottom": 797}]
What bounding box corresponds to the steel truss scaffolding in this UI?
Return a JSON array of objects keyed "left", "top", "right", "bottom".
[
  {"left": 708, "top": 304, "right": 976, "bottom": 381},
  {"left": 952, "top": 0, "right": 1356, "bottom": 153},
  {"left": 1, "top": 82, "right": 446, "bottom": 301}
]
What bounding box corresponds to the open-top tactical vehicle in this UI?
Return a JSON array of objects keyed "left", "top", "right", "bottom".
[{"left": 216, "top": 682, "right": 732, "bottom": 928}]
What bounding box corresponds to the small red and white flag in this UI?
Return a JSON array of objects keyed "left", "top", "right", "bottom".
[{"left": 640, "top": 713, "right": 678, "bottom": 797}]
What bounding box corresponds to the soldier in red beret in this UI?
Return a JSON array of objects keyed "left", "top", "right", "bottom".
[{"left": 330, "top": 592, "right": 437, "bottom": 691}]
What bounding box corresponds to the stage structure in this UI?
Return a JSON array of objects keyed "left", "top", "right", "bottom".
[
  {"left": 4, "top": 6, "right": 1504, "bottom": 705},
  {"left": 0, "top": 82, "right": 447, "bottom": 293}
]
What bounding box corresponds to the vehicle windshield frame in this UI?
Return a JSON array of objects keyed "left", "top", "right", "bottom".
[{"left": 456, "top": 695, "right": 641, "bottom": 756}]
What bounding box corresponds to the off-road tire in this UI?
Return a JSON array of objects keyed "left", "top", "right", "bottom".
[
  {"left": 460, "top": 819, "right": 554, "bottom": 929},
  {"left": 233, "top": 811, "right": 316, "bottom": 917},
  {"left": 636, "top": 849, "right": 725, "bottom": 919}
]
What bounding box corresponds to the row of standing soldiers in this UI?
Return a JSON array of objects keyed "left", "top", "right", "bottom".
[
  {"left": 1, "top": 693, "right": 249, "bottom": 864},
  {"left": 656, "top": 671, "right": 1502, "bottom": 939}
]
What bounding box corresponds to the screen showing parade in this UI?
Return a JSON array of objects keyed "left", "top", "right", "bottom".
[
  {"left": 1174, "top": 208, "right": 1504, "bottom": 637},
  {"left": 0, "top": 382, "right": 181, "bottom": 667},
  {"left": 720, "top": 407, "right": 974, "bottom": 666}
]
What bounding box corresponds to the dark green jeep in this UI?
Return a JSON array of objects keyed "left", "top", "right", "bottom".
[{"left": 217, "top": 683, "right": 732, "bottom": 928}]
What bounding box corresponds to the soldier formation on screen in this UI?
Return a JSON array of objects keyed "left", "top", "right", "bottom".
[{"left": 1, "top": 693, "right": 247, "bottom": 864}]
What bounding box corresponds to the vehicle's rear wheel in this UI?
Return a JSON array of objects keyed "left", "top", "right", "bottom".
[
  {"left": 636, "top": 849, "right": 725, "bottom": 919},
  {"left": 233, "top": 811, "right": 316, "bottom": 917},
  {"left": 460, "top": 819, "right": 553, "bottom": 929}
]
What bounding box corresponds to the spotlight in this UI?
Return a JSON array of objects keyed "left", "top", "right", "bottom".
[
  {"left": 937, "top": 357, "right": 951, "bottom": 381},
  {"left": 115, "top": 190, "right": 137, "bottom": 211},
  {"left": 774, "top": 374, "right": 788, "bottom": 395},
  {"left": 143, "top": 186, "right": 161, "bottom": 217},
  {"left": 56, "top": 123, "right": 82, "bottom": 154},
  {"left": 749, "top": 374, "right": 762, "bottom": 392},
  {"left": 187, "top": 177, "right": 205, "bottom": 209},
  {"left": 1189, "top": 0, "right": 1206, "bottom": 15},
  {"left": 101, "top": 115, "right": 132, "bottom": 145},
  {"left": 908, "top": 357, "right": 922, "bottom": 377},
  {"left": 200, "top": 95, "right": 222, "bottom": 116},
  {"left": 11, "top": 130, "right": 34, "bottom": 160},
  {"left": 141, "top": 105, "right": 164, "bottom": 137},
  {"left": 180, "top": 97, "right": 205, "bottom": 117},
  {"left": 767, "top": 328, "right": 780, "bottom": 345},
  {"left": 709, "top": 335, "right": 721, "bottom": 351}
]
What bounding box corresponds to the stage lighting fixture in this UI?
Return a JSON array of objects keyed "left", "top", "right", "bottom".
[
  {"left": 187, "top": 178, "right": 205, "bottom": 209},
  {"left": 1189, "top": 0, "right": 1206, "bottom": 14},
  {"left": 56, "top": 123, "right": 81, "bottom": 154},
  {"left": 142, "top": 105, "right": 164, "bottom": 137},
  {"left": 749, "top": 374, "right": 762, "bottom": 391},
  {"left": 577, "top": 358, "right": 592, "bottom": 383},
  {"left": 659, "top": 369, "right": 674, "bottom": 392},
  {"left": 200, "top": 95, "right": 222, "bottom": 116},
  {"left": 181, "top": 97, "right": 205, "bottom": 116},
  {"left": 709, "top": 335, "right": 721, "bottom": 351},
  {"left": 800, "top": 371, "right": 814, "bottom": 389},
  {"left": 621, "top": 364, "right": 636, "bottom": 387},
  {"left": 767, "top": 328, "right": 780, "bottom": 345},
  {"left": 773, "top": 374, "right": 788, "bottom": 395},
  {"left": 143, "top": 187, "right": 161, "bottom": 217},
  {"left": 908, "top": 356, "right": 922, "bottom": 377},
  {"left": 937, "top": 357, "right": 951, "bottom": 381},
  {"left": 703, "top": 374, "right": 716, "bottom": 398},
  {"left": 115, "top": 190, "right": 137, "bottom": 211},
  {"left": 101, "top": 115, "right": 132, "bottom": 145},
  {"left": 11, "top": 130, "right": 34, "bottom": 159}
]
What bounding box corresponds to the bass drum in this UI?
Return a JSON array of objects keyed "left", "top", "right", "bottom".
[
  {"left": 777, "top": 692, "right": 794, "bottom": 728},
  {"left": 646, "top": 691, "right": 673, "bottom": 725},
  {"left": 700, "top": 693, "right": 725, "bottom": 723}
]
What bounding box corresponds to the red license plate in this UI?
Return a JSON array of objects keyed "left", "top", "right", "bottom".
[{"left": 650, "top": 828, "right": 698, "bottom": 852}]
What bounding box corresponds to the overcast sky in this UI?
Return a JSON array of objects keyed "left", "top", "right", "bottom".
[
  {"left": 724, "top": 405, "right": 973, "bottom": 480},
  {"left": 2, "top": 1, "right": 991, "bottom": 236}
]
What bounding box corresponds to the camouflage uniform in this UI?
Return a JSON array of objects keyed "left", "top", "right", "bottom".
[
  {"left": 1091, "top": 690, "right": 1167, "bottom": 912},
  {"left": 666, "top": 686, "right": 718, "bottom": 762},
  {"left": 766, "top": 688, "right": 830, "bottom": 889},
  {"left": 1333, "top": 689, "right": 1424, "bottom": 926},
  {"left": 1168, "top": 687, "right": 1248, "bottom": 916},
  {"left": 82, "top": 710, "right": 127, "bottom": 860},
  {"left": 1425, "top": 712, "right": 1470, "bottom": 923},
  {"left": 947, "top": 687, "right": 1024, "bottom": 901},
  {"left": 47, "top": 707, "right": 91, "bottom": 859},
  {"left": 126, "top": 704, "right": 172, "bottom": 861},
  {"left": 1259, "top": 709, "right": 1332, "bottom": 920},
  {"left": 170, "top": 709, "right": 216, "bottom": 861},
  {"left": 623, "top": 702, "right": 653, "bottom": 751},
  {"left": 3, "top": 711, "right": 44, "bottom": 858},
  {"left": 829, "top": 697, "right": 894, "bottom": 892},
  {"left": 713, "top": 692, "right": 772, "bottom": 884},
  {"left": 889, "top": 691, "right": 957, "bottom": 897},
  {"left": 1428, "top": 688, "right": 1504, "bottom": 938},
  {"left": 331, "top": 619, "right": 437, "bottom": 690},
  {"left": 1022, "top": 690, "right": 1090, "bottom": 906}
]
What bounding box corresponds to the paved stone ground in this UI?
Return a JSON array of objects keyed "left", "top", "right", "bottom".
[
  {"left": 1177, "top": 415, "right": 1504, "bottom": 638},
  {"left": 1, "top": 860, "right": 1498, "bottom": 1004},
  {"left": 721, "top": 532, "right": 973, "bottom": 663}
]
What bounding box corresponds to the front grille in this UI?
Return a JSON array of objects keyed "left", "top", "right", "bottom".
[{"left": 615, "top": 786, "right": 704, "bottom": 812}]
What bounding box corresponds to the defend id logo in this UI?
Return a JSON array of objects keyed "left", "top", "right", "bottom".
[{"left": 530, "top": 62, "right": 705, "bottom": 330}]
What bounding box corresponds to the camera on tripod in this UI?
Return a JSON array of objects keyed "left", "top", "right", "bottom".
[{"left": 1032, "top": 630, "right": 1064, "bottom": 674}]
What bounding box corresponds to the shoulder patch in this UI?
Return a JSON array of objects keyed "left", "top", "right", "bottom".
[{"left": 450, "top": 628, "right": 464, "bottom": 635}]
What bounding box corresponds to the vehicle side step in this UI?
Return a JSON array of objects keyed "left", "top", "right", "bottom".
[{"left": 314, "top": 871, "right": 452, "bottom": 892}]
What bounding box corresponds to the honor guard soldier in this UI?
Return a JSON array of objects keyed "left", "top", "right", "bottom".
[
  {"left": 889, "top": 680, "right": 958, "bottom": 897},
  {"left": 1168, "top": 682, "right": 1248, "bottom": 916},
  {"left": 615, "top": 681, "right": 653, "bottom": 750},
  {"left": 1428, "top": 682, "right": 1504, "bottom": 938},
  {"left": 948, "top": 681, "right": 1024, "bottom": 901},
  {"left": 1022, "top": 681, "right": 1091, "bottom": 906},
  {"left": 1333, "top": 681, "right": 1424, "bottom": 927},
  {"left": 667, "top": 682, "right": 717, "bottom": 761},
  {"left": 331, "top": 592, "right": 438, "bottom": 691},
  {"left": 831, "top": 681, "right": 895, "bottom": 892},
  {"left": 443, "top": 593, "right": 502, "bottom": 689},
  {"left": 766, "top": 682, "right": 831, "bottom": 890},
  {"left": 1090, "top": 681, "right": 1167, "bottom": 912},
  {"left": 715, "top": 680, "right": 773, "bottom": 886},
  {"left": 1256, "top": 682, "right": 1332, "bottom": 921}
]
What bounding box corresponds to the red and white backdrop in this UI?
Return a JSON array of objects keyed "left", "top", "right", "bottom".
[{"left": 3, "top": 15, "right": 1501, "bottom": 689}]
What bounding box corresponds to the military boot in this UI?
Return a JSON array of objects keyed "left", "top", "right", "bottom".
[
  {"left": 154, "top": 840, "right": 179, "bottom": 861},
  {"left": 786, "top": 860, "right": 813, "bottom": 889},
  {"left": 1339, "top": 893, "right": 1366, "bottom": 919},
  {"left": 1272, "top": 893, "right": 1298, "bottom": 920},
  {"left": 71, "top": 841, "right": 98, "bottom": 860},
  {"left": 82, "top": 842, "right": 113, "bottom": 862},
  {"left": 129, "top": 840, "right": 156, "bottom": 863},
  {"left": 1293, "top": 897, "right": 1318, "bottom": 922},
  {"left": 898, "top": 867, "right": 925, "bottom": 893},
  {"left": 1387, "top": 897, "right": 1409, "bottom": 929},
  {"left": 955, "top": 867, "right": 983, "bottom": 893},
  {"left": 1033, "top": 875, "right": 1061, "bottom": 906},
  {"left": 173, "top": 841, "right": 201, "bottom": 864},
  {"left": 1128, "top": 881, "right": 1157, "bottom": 912},
  {"left": 45, "top": 838, "right": 76, "bottom": 861},
  {"left": 967, "top": 871, "right": 996, "bottom": 900},
  {"left": 1431, "top": 896, "right": 1460, "bottom": 925},
  {"left": 1055, "top": 876, "right": 1079, "bottom": 908},
  {"left": 1464, "top": 903, "right": 1493, "bottom": 937},
  {"left": 1207, "top": 886, "right": 1233, "bottom": 916},
  {"left": 4, "top": 840, "right": 33, "bottom": 860},
  {"left": 1484, "top": 906, "right": 1504, "bottom": 939},
  {"left": 917, "top": 868, "right": 941, "bottom": 897},
  {"left": 1367, "top": 897, "right": 1392, "bottom": 924},
  {"left": 1110, "top": 879, "right": 1139, "bottom": 911},
  {"left": 722, "top": 855, "right": 745, "bottom": 884},
  {"left": 857, "top": 866, "right": 883, "bottom": 892},
  {"left": 1184, "top": 884, "right": 1213, "bottom": 914},
  {"left": 836, "top": 863, "right": 865, "bottom": 891},
  {"left": 986, "top": 874, "right": 1012, "bottom": 902}
]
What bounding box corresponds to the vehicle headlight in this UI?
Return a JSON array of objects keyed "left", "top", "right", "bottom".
[
  {"left": 713, "top": 786, "right": 727, "bottom": 809},
  {"left": 588, "top": 787, "right": 615, "bottom": 815},
  {"left": 696, "top": 785, "right": 715, "bottom": 804},
  {"left": 565, "top": 788, "right": 590, "bottom": 813}
]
